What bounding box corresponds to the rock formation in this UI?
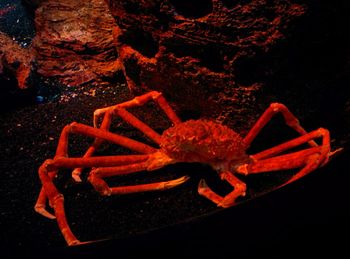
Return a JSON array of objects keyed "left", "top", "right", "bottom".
[
  {"left": 0, "top": 31, "right": 34, "bottom": 89},
  {"left": 3, "top": 0, "right": 349, "bottom": 139},
  {"left": 31, "top": 0, "right": 122, "bottom": 87},
  {"left": 106, "top": 0, "right": 306, "bottom": 130}
]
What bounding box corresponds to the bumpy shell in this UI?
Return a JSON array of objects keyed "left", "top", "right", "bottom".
[{"left": 160, "top": 119, "right": 247, "bottom": 163}]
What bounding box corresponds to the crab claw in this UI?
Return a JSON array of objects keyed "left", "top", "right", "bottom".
[
  {"left": 160, "top": 175, "right": 190, "bottom": 189},
  {"left": 198, "top": 179, "right": 209, "bottom": 192},
  {"left": 34, "top": 204, "right": 56, "bottom": 219},
  {"left": 71, "top": 168, "right": 83, "bottom": 182}
]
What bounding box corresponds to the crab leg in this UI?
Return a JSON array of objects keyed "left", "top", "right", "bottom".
[
  {"left": 109, "top": 176, "right": 189, "bottom": 195},
  {"left": 87, "top": 151, "right": 188, "bottom": 196},
  {"left": 58, "top": 122, "right": 156, "bottom": 155},
  {"left": 244, "top": 147, "right": 322, "bottom": 173},
  {"left": 36, "top": 154, "right": 150, "bottom": 219},
  {"left": 37, "top": 154, "right": 188, "bottom": 246},
  {"left": 197, "top": 180, "right": 223, "bottom": 205},
  {"left": 53, "top": 122, "right": 155, "bottom": 158},
  {"left": 238, "top": 148, "right": 324, "bottom": 188},
  {"left": 93, "top": 91, "right": 181, "bottom": 127},
  {"left": 250, "top": 128, "right": 330, "bottom": 161},
  {"left": 45, "top": 155, "right": 188, "bottom": 197},
  {"left": 35, "top": 175, "right": 56, "bottom": 219},
  {"left": 53, "top": 155, "right": 150, "bottom": 168},
  {"left": 198, "top": 128, "right": 330, "bottom": 208},
  {"left": 237, "top": 128, "right": 330, "bottom": 183},
  {"left": 198, "top": 171, "right": 247, "bottom": 208},
  {"left": 197, "top": 149, "right": 324, "bottom": 208},
  {"left": 73, "top": 91, "right": 180, "bottom": 180},
  {"left": 72, "top": 111, "right": 113, "bottom": 181},
  {"left": 88, "top": 162, "right": 189, "bottom": 196},
  {"left": 38, "top": 160, "right": 80, "bottom": 246},
  {"left": 114, "top": 108, "right": 162, "bottom": 144},
  {"left": 35, "top": 122, "right": 156, "bottom": 219},
  {"left": 244, "top": 103, "right": 318, "bottom": 147}
]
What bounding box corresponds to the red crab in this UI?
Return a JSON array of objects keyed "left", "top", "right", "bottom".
[{"left": 35, "top": 91, "right": 332, "bottom": 246}]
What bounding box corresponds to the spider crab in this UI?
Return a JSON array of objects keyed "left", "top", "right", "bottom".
[{"left": 35, "top": 91, "right": 332, "bottom": 245}]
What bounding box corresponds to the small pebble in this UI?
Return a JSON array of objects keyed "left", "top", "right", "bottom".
[{"left": 36, "top": 96, "right": 44, "bottom": 103}]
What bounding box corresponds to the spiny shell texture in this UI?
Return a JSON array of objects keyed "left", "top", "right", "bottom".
[{"left": 160, "top": 119, "right": 247, "bottom": 163}]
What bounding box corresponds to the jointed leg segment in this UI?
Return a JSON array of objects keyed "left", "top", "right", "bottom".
[
  {"left": 88, "top": 162, "right": 188, "bottom": 196},
  {"left": 36, "top": 152, "right": 187, "bottom": 245},
  {"left": 72, "top": 110, "right": 113, "bottom": 181},
  {"left": 198, "top": 104, "right": 331, "bottom": 208},
  {"left": 244, "top": 103, "right": 318, "bottom": 147},
  {"left": 93, "top": 91, "right": 181, "bottom": 128},
  {"left": 34, "top": 113, "right": 178, "bottom": 225},
  {"left": 198, "top": 171, "right": 247, "bottom": 208},
  {"left": 34, "top": 119, "right": 156, "bottom": 219},
  {"left": 237, "top": 127, "right": 330, "bottom": 184},
  {"left": 38, "top": 160, "right": 79, "bottom": 246},
  {"left": 73, "top": 91, "right": 180, "bottom": 180},
  {"left": 35, "top": 96, "right": 333, "bottom": 245},
  {"left": 34, "top": 105, "right": 187, "bottom": 245}
]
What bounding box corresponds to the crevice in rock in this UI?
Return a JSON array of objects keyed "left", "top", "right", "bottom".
[
  {"left": 222, "top": 0, "right": 238, "bottom": 9},
  {"left": 169, "top": 0, "right": 213, "bottom": 19},
  {"left": 123, "top": 57, "right": 141, "bottom": 86},
  {"left": 233, "top": 54, "right": 267, "bottom": 86},
  {"left": 121, "top": 1, "right": 141, "bottom": 14},
  {"left": 119, "top": 28, "right": 159, "bottom": 58},
  {"left": 165, "top": 43, "right": 225, "bottom": 72},
  {"left": 177, "top": 109, "right": 202, "bottom": 121}
]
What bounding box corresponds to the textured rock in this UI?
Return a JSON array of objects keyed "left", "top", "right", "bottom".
[
  {"left": 0, "top": 32, "right": 34, "bottom": 89},
  {"left": 108, "top": 0, "right": 305, "bottom": 131},
  {"left": 32, "top": 0, "right": 122, "bottom": 87}
]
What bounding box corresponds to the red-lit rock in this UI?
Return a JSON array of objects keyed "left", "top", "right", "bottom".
[
  {"left": 0, "top": 32, "right": 34, "bottom": 89},
  {"left": 107, "top": 0, "right": 305, "bottom": 131},
  {"left": 32, "top": 0, "right": 122, "bottom": 87}
]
